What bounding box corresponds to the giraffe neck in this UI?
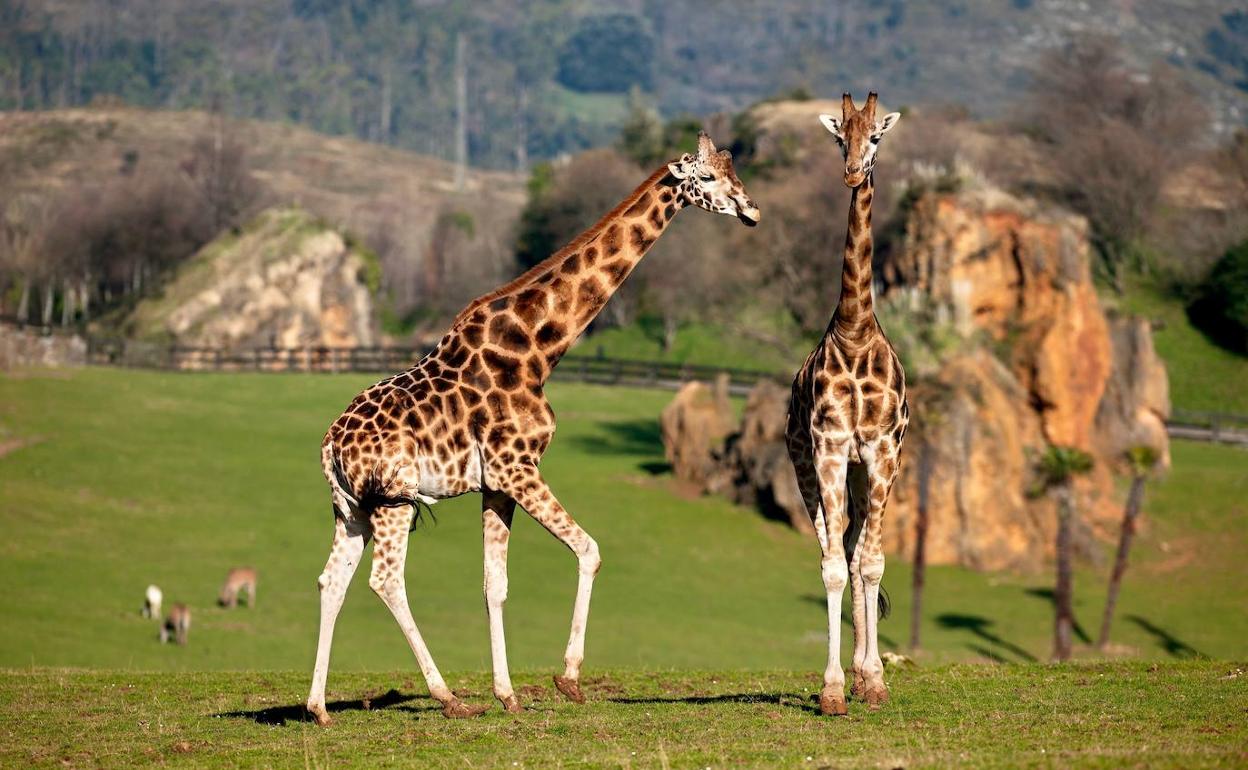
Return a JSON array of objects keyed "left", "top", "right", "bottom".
[
  {"left": 831, "top": 173, "right": 877, "bottom": 342},
  {"left": 450, "top": 164, "right": 685, "bottom": 379}
]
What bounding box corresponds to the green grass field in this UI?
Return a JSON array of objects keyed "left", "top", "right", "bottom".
[
  {"left": 0, "top": 368, "right": 1245, "bottom": 767},
  {"left": 2, "top": 664, "right": 1245, "bottom": 768}
]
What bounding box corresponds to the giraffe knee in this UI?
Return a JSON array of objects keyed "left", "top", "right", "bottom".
[
  {"left": 368, "top": 570, "right": 397, "bottom": 596},
  {"left": 821, "top": 557, "right": 848, "bottom": 593},
  {"left": 484, "top": 568, "right": 509, "bottom": 606},
  {"left": 578, "top": 537, "right": 601, "bottom": 577},
  {"left": 861, "top": 554, "right": 885, "bottom": 586},
  {"left": 316, "top": 572, "right": 331, "bottom": 592}
]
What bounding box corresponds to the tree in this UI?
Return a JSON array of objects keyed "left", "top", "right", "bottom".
[
  {"left": 1187, "top": 240, "right": 1248, "bottom": 354},
  {"left": 1097, "top": 445, "right": 1160, "bottom": 651},
  {"left": 555, "top": 13, "right": 654, "bottom": 94},
  {"left": 1019, "top": 36, "right": 1204, "bottom": 292},
  {"left": 1033, "top": 445, "right": 1094, "bottom": 661}
]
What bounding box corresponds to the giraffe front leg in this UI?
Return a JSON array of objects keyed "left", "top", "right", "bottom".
[
  {"left": 307, "top": 513, "right": 370, "bottom": 727},
  {"left": 858, "top": 452, "right": 901, "bottom": 709},
  {"left": 500, "top": 464, "right": 599, "bottom": 704},
  {"left": 370, "top": 505, "right": 488, "bottom": 719},
  {"left": 482, "top": 490, "right": 522, "bottom": 713},
  {"left": 813, "top": 447, "right": 851, "bottom": 716}
]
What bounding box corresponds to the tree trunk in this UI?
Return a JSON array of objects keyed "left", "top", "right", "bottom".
[
  {"left": 662, "top": 315, "right": 677, "bottom": 352},
  {"left": 1097, "top": 473, "right": 1146, "bottom": 649},
  {"left": 515, "top": 84, "right": 529, "bottom": 172},
  {"left": 1053, "top": 484, "right": 1075, "bottom": 661},
  {"left": 453, "top": 33, "right": 468, "bottom": 191},
  {"left": 78, "top": 279, "right": 91, "bottom": 322},
  {"left": 60, "top": 278, "right": 74, "bottom": 326},
  {"left": 910, "top": 437, "right": 932, "bottom": 651},
  {"left": 41, "top": 282, "right": 55, "bottom": 325},
  {"left": 16, "top": 282, "right": 31, "bottom": 323}
]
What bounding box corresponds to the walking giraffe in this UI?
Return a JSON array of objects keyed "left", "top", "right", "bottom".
[
  {"left": 306, "top": 133, "right": 760, "bottom": 725},
  {"left": 785, "top": 92, "right": 907, "bottom": 716}
]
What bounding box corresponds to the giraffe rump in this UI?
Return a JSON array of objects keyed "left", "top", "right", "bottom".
[{"left": 330, "top": 448, "right": 435, "bottom": 529}]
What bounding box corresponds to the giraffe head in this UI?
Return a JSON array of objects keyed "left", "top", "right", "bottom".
[
  {"left": 819, "top": 92, "right": 901, "bottom": 188},
  {"left": 666, "top": 132, "right": 761, "bottom": 226}
]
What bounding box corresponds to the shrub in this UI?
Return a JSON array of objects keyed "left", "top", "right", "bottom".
[{"left": 1188, "top": 240, "right": 1248, "bottom": 354}]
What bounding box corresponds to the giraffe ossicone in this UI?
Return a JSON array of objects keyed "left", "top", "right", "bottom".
[
  {"left": 305, "top": 132, "right": 759, "bottom": 725},
  {"left": 785, "top": 91, "right": 909, "bottom": 716}
]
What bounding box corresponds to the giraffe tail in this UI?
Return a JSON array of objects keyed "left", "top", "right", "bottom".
[{"left": 878, "top": 584, "right": 891, "bottom": 620}]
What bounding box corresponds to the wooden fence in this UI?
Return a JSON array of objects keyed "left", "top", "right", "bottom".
[
  {"left": 83, "top": 339, "right": 781, "bottom": 395},
  {"left": 67, "top": 337, "right": 1248, "bottom": 445}
]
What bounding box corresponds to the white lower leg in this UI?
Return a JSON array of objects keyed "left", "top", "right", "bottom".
[
  {"left": 562, "top": 538, "right": 600, "bottom": 680},
  {"left": 822, "top": 555, "right": 849, "bottom": 693},
  {"left": 307, "top": 526, "right": 367, "bottom": 717},
  {"left": 861, "top": 555, "right": 886, "bottom": 687},
  {"left": 373, "top": 575, "right": 453, "bottom": 702}
]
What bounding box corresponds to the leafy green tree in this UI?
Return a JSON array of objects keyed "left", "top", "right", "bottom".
[
  {"left": 1033, "top": 445, "right": 1094, "bottom": 661},
  {"left": 556, "top": 13, "right": 654, "bottom": 93},
  {"left": 1188, "top": 240, "right": 1248, "bottom": 354},
  {"left": 1097, "top": 446, "right": 1160, "bottom": 650}
]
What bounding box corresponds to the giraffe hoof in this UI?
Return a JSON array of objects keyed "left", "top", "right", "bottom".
[
  {"left": 850, "top": 673, "right": 867, "bottom": 700},
  {"left": 500, "top": 694, "right": 523, "bottom": 714},
  {"left": 865, "top": 686, "right": 889, "bottom": 710},
  {"left": 307, "top": 706, "right": 332, "bottom": 727},
  {"left": 818, "top": 691, "right": 848, "bottom": 716},
  {"left": 553, "top": 675, "right": 585, "bottom": 704},
  {"left": 442, "top": 698, "right": 489, "bottom": 719}
]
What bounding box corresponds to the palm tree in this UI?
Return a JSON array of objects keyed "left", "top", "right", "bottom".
[
  {"left": 1034, "top": 445, "right": 1094, "bottom": 661},
  {"left": 1097, "top": 445, "right": 1160, "bottom": 650},
  {"left": 908, "top": 380, "right": 954, "bottom": 652}
]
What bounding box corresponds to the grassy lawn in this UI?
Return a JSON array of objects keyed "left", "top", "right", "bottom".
[
  {"left": 0, "top": 367, "right": 1243, "bottom": 676},
  {"left": 1, "top": 663, "right": 1245, "bottom": 768},
  {"left": 576, "top": 317, "right": 808, "bottom": 372},
  {"left": 1114, "top": 281, "right": 1248, "bottom": 414}
]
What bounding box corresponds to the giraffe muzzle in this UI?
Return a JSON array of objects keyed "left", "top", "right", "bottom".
[{"left": 737, "top": 203, "right": 761, "bottom": 227}]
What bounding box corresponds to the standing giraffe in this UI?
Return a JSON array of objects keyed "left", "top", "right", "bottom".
[
  {"left": 785, "top": 92, "right": 906, "bottom": 716},
  {"left": 306, "top": 133, "right": 759, "bottom": 725}
]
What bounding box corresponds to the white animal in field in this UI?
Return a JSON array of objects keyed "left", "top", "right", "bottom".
[
  {"left": 141, "top": 585, "right": 162, "bottom": 619},
  {"left": 218, "top": 567, "right": 257, "bottom": 608},
  {"left": 160, "top": 603, "right": 191, "bottom": 645}
]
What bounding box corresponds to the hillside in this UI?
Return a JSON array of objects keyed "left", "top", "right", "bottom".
[
  {"left": 2, "top": 1, "right": 1245, "bottom": 170},
  {"left": 0, "top": 106, "right": 527, "bottom": 332}
]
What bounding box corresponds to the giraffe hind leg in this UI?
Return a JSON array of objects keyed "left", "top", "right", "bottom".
[
  {"left": 369, "top": 504, "right": 488, "bottom": 718},
  {"left": 307, "top": 511, "right": 370, "bottom": 726}
]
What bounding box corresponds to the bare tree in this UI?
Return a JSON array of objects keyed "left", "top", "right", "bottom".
[
  {"left": 180, "top": 110, "right": 262, "bottom": 234},
  {"left": 1019, "top": 36, "right": 1205, "bottom": 291},
  {"left": 906, "top": 378, "right": 954, "bottom": 652}
]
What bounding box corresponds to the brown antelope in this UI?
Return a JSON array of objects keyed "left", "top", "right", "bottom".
[
  {"left": 160, "top": 604, "right": 191, "bottom": 645},
  {"left": 218, "top": 567, "right": 257, "bottom": 608}
]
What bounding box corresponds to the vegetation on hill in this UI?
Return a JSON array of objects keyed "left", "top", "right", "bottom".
[{"left": 2, "top": 1, "right": 1246, "bottom": 169}]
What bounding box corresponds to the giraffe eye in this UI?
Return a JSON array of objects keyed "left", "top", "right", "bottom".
[{"left": 698, "top": 173, "right": 713, "bottom": 182}]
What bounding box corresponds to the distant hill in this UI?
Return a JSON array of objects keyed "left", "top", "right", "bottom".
[
  {"left": 2, "top": 1, "right": 1244, "bottom": 170},
  {"left": 0, "top": 106, "right": 526, "bottom": 333}
]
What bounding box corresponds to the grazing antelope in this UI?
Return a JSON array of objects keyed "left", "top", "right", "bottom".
[
  {"left": 141, "top": 584, "right": 162, "bottom": 619},
  {"left": 218, "top": 567, "right": 257, "bottom": 608},
  {"left": 160, "top": 604, "right": 191, "bottom": 645}
]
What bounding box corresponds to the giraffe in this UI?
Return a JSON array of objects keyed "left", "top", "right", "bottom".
[
  {"left": 785, "top": 92, "right": 906, "bottom": 716},
  {"left": 306, "top": 132, "right": 759, "bottom": 725}
]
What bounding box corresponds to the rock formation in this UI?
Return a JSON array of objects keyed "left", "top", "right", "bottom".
[
  {"left": 661, "top": 375, "right": 735, "bottom": 487},
  {"left": 123, "top": 207, "right": 376, "bottom": 350}
]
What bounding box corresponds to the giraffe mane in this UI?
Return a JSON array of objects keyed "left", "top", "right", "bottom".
[{"left": 453, "top": 161, "right": 677, "bottom": 325}]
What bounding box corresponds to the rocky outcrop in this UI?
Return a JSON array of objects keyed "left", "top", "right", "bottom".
[
  {"left": 661, "top": 376, "right": 735, "bottom": 486},
  {"left": 665, "top": 183, "right": 1170, "bottom": 570},
  {"left": 124, "top": 208, "right": 376, "bottom": 349}
]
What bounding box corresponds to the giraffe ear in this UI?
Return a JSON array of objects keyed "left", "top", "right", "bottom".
[
  {"left": 877, "top": 112, "right": 901, "bottom": 135},
  {"left": 819, "top": 114, "right": 844, "bottom": 139},
  {"left": 667, "top": 153, "right": 694, "bottom": 179}
]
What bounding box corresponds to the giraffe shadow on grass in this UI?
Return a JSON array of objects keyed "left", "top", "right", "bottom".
[
  {"left": 215, "top": 688, "right": 435, "bottom": 726},
  {"left": 609, "top": 692, "right": 822, "bottom": 714},
  {"left": 1126, "top": 615, "right": 1206, "bottom": 658}
]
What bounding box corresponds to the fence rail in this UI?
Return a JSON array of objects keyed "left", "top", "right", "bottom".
[
  {"left": 55, "top": 336, "right": 1248, "bottom": 445},
  {"left": 83, "top": 339, "right": 781, "bottom": 395}
]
